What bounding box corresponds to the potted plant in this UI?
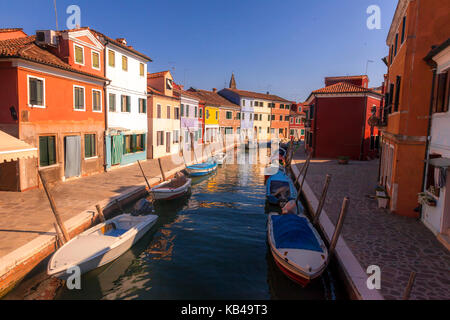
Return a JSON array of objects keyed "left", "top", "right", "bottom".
[
  {"left": 338, "top": 156, "right": 350, "bottom": 165},
  {"left": 376, "top": 192, "right": 390, "bottom": 209},
  {"left": 418, "top": 192, "right": 437, "bottom": 207}
]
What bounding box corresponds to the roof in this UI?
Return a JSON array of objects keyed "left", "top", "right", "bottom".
[
  {"left": 188, "top": 88, "right": 240, "bottom": 109},
  {"left": 221, "top": 88, "right": 292, "bottom": 103},
  {"left": 62, "top": 27, "right": 152, "bottom": 62},
  {"left": 0, "top": 35, "right": 108, "bottom": 81},
  {"left": 147, "top": 70, "right": 170, "bottom": 79},
  {"left": 311, "top": 82, "right": 381, "bottom": 95},
  {"left": 0, "top": 28, "right": 24, "bottom": 33},
  {"left": 424, "top": 38, "right": 450, "bottom": 62},
  {"left": 0, "top": 130, "right": 37, "bottom": 163},
  {"left": 173, "top": 84, "right": 200, "bottom": 101},
  {"left": 147, "top": 85, "right": 179, "bottom": 100},
  {"left": 324, "top": 75, "right": 368, "bottom": 82}
]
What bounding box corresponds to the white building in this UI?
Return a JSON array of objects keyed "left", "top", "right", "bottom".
[{"left": 94, "top": 31, "right": 151, "bottom": 169}]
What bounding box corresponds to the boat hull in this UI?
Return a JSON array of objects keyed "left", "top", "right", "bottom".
[
  {"left": 151, "top": 179, "right": 191, "bottom": 200},
  {"left": 48, "top": 215, "right": 158, "bottom": 279},
  {"left": 186, "top": 162, "right": 217, "bottom": 176}
]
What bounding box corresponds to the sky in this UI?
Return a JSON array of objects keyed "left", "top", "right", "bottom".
[{"left": 1, "top": 0, "right": 397, "bottom": 101}]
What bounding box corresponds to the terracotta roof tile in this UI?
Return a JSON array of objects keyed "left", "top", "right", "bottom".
[
  {"left": 312, "top": 82, "right": 380, "bottom": 94},
  {"left": 188, "top": 88, "right": 240, "bottom": 109},
  {"left": 0, "top": 36, "right": 108, "bottom": 81},
  {"left": 0, "top": 28, "right": 24, "bottom": 33},
  {"left": 147, "top": 70, "right": 170, "bottom": 79}
]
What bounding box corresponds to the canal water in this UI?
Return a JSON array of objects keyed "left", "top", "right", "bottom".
[{"left": 11, "top": 149, "right": 347, "bottom": 300}]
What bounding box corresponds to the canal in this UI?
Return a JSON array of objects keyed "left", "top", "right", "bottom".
[{"left": 8, "top": 150, "right": 347, "bottom": 300}]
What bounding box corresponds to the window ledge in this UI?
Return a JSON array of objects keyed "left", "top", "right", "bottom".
[
  {"left": 74, "top": 108, "right": 86, "bottom": 112},
  {"left": 84, "top": 156, "right": 98, "bottom": 160},
  {"left": 28, "top": 104, "right": 46, "bottom": 109}
]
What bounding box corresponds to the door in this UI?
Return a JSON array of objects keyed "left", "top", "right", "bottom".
[
  {"left": 64, "top": 135, "right": 81, "bottom": 178},
  {"left": 166, "top": 132, "right": 171, "bottom": 153},
  {"left": 111, "top": 135, "right": 123, "bottom": 165}
]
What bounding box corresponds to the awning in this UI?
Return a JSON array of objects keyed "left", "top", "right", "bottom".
[
  {"left": 429, "top": 157, "right": 450, "bottom": 168},
  {"left": 0, "top": 130, "right": 37, "bottom": 163}
]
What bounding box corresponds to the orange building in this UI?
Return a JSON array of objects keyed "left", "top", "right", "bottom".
[
  {"left": 270, "top": 99, "right": 293, "bottom": 141},
  {"left": 378, "top": 0, "right": 450, "bottom": 217},
  {"left": 0, "top": 29, "right": 108, "bottom": 191}
]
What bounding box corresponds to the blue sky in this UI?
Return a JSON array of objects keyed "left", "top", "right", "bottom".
[{"left": 1, "top": 0, "right": 397, "bottom": 101}]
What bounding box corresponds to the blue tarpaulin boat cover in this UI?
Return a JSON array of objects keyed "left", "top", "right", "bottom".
[{"left": 271, "top": 214, "right": 323, "bottom": 253}]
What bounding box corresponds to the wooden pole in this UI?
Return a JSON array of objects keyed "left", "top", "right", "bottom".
[
  {"left": 294, "top": 153, "right": 312, "bottom": 186},
  {"left": 95, "top": 204, "right": 106, "bottom": 223},
  {"left": 38, "top": 170, "right": 70, "bottom": 243},
  {"left": 402, "top": 271, "right": 417, "bottom": 300},
  {"left": 158, "top": 158, "right": 166, "bottom": 181},
  {"left": 313, "top": 174, "right": 332, "bottom": 225},
  {"left": 53, "top": 222, "right": 65, "bottom": 246},
  {"left": 328, "top": 197, "right": 350, "bottom": 258},
  {"left": 295, "top": 156, "right": 311, "bottom": 202},
  {"left": 137, "top": 160, "right": 152, "bottom": 190}
]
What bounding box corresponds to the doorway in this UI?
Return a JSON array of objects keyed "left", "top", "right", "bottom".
[
  {"left": 166, "top": 132, "right": 171, "bottom": 153},
  {"left": 64, "top": 135, "right": 81, "bottom": 178}
]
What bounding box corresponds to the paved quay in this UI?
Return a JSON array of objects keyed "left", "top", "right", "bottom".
[{"left": 292, "top": 147, "right": 450, "bottom": 300}]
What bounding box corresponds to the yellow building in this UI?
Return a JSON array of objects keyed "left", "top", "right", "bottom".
[{"left": 204, "top": 105, "right": 220, "bottom": 143}]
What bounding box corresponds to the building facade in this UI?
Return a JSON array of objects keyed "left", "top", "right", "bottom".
[
  {"left": 304, "top": 76, "right": 382, "bottom": 160},
  {"left": 147, "top": 71, "right": 181, "bottom": 159},
  {"left": 0, "top": 29, "right": 108, "bottom": 191},
  {"left": 174, "top": 84, "right": 201, "bottom": 152},
  {"left": 91, "top": 30, "right": 151, "bottom": 170},
  {"left": 378, "top": 0, "right": 450, "bottom": 217},
  {"left": 289, "top": 103, "right": 306, "bottom": 141}
]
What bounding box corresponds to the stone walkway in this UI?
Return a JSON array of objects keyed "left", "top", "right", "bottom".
[
  {"left": 293, "top": 147, "right": 450, "bottom": 300},
  {"left": 0, "top": 152, "right": 189, "bottom": 259}
]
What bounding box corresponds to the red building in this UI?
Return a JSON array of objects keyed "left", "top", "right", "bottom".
[
  {"left": 304, "top": 75, "right": 383, "bottom": 160},
  {"left": 0, "top": 29, "right": 108, "bottom": 191},
  {"left": 289, "top": 102, "right": 306, "bottom": 141}
]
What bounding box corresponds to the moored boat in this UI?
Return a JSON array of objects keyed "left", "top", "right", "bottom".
[
  {"left": 186, "top": 159, "right": 218, "bottom": 176},
  {"left": 213, "top": 152, "right": 227, "bottom": 165},
  {"left": 267, "top": 201, "right": 328, "bottom": 287},
  {"left": 266, "top": 170, "right": 297, "bottom": 205},
  {"left": 48, "top": 213, "right": 158, "bottom": 279},
  {"left": 150, "top": 172, "right": 191, "bottom": 200}
]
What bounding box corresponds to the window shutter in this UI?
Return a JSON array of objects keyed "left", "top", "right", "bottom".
[
  {"left": 29, "top": 78, "right": 37, "bottom": 105},
  {"left": 39, "top": 137, "right": 48, "bottom": 167},
  {"left": 48, "top": 136, "right": 56, "bottom": 165},
  {"left": 127, "top": 96, "right": 130, "bottom": 112},
  {"left": 394, "top": 76, "right": 401, "bottom": 112}
]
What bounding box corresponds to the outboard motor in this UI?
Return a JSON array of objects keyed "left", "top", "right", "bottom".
[{"left": 132, "top": 198, "right": 155, "bottom": 216}]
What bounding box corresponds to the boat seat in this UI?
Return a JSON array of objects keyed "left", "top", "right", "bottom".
[
  {"left": 104, "top": 228, "right": 128, "bottom": 237},
  {"left": 101, "top": 222, "right": 116, "bottom": 235}
]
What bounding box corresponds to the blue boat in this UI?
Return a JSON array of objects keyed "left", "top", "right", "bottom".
[
  {"left": 266, "top": 170, "right": 297, "bottom": 205},
  {"left": 186, "top": 159, "right": 218, "bottom": 177}
]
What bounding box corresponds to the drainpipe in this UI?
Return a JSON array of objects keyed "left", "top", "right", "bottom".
[
  {"left": 420, "top": 66, "right": 437, "bottom": 219},
  {"left": 103, "top": 40, "right": 110, "bottom": 172}
]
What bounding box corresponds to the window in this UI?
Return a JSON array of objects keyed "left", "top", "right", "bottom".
[
  {"left": 301, "top": 129, "right": 305, "bottom": 135},
  {"left": 198, "top": 128, "right": 202, "bottom": 140},
  {"left": 242, "top": 100, "right": 246, "bottom": 107},
  {"left": 309, "top": 105, "right": 315, "bottom": 119},
  {"left": 394, "top": 76, "right": 401, "bottom": 112},
  {"left": 390, "top": 45, "right": 394, "bottom": 64},
  {"left": 199, "top": 108, "right": 203, "bottom": 119},
  {"left": 280, "top": 104, "right": 284, "bottom": 109},
  {"left": 28, "top": 76, "right": 44, "bottom": 106},
  {"left": 237, "top": 112, "right": 241, "bottom": 120},
  {"left": 286, "top": 104, "right": 290, "bottom": 110},
  {"left": 139, "top": 98, "right": 147, "bottom": 113},
  {"left": 109, "top": 93, "right": 116, "bottom": 112},
  {"left": 206, "top": 109, "right": 210, "bottom": 119},
  {"left": 434, "top": 71, "right": 449, "bottom": 113},
  {"left": 242, "top": 113, "right": 245, "bottom": 120},
  {"left": 290, "top": 118, "right": 294, "bottom": 124},
  {"left": 108, "top": 50, "right": 115, "bottom": 67},
  {"left": 92, "top": 51, "right": 100, "bottom": 69},
  {"left": 290, "top": 129, "right": 294, "bottom": 136},
  {"left": 122, "top": 56, "right": 128, "bottom": 71},
  {"left": 279, "top": 116, "right": 283, "bottom": 121},
  {"left": 401, "top": 16, "right": 406, "bottom": 44},
  {"left": 74, "top": 86, "right": 85, "bottom": 110},
  {"left": 84, "top": 134, "right": 96, "bottom": 158},
  {"left": 167, "top": 106, "right": 171, "bottom": 119},
  {"left": 92, "top": 90, "right": 102, "bottom": 112},
  {"left": 124, "top": 134, "right": 145, "bottom": 154},
  {"left": 157, "top": 104, "right": 162, "bottom": 118},
  {"left": 249, "top": 113, "right": 252, "bottom": 120},
  {"left": 186, "top": 105, "right": 190, "bottom": 117},
  {"left": 173, "top": 130, "right": 180, "bottom": 143},
  {"left": 175, "top": 107, "right": 180, "bottom": 119},
  {"left": 166, "top": 78, "right": 173, "bottom": 90},
  {"left": 74, "top": 45, "right": 84, "bottom": 65},
  {"left": 39, "top": 136, "right": 56, "bottom": 167},
  {"left": 259, "top": 114, "right": 262, "bottom": 121},
  {"left": 285, "top": 116, "right": 289, "bottom": 121},
  {"left": 140, "top": 63, "right": 145, "bottom": 77},
  {"left": 394, "top": 33, "right": 399, "bottom": 56},
  {"left": 157, "top": 131, "right": 164, "bottom": 146},
  {"left": 271, "top": 115, "right": 275, "bottom": 121},
  {"left": 195, "top": 106, "right": 198, "bottom": 118},
  {"left": 215, "top": 111, "right": 218, "bottom": 120},
  {"left": 181, "top": 104, "right": 184, "bottom": 117},
  {"left": 226, "top": 111, "right": 232, "bottom": 119},
  {"left": 121, "top": 95, "right": 130, "bottom": 112}
]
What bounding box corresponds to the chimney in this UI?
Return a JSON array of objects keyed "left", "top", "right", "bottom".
[
  {"left": 267, "top": 91, "right": 270, "bottom": 95},
  {"left": 212, "top": 88, "right": 217, "bottom": 93},
  {"left": 116, "top": 38, "right": 127, "bottom": 45}
]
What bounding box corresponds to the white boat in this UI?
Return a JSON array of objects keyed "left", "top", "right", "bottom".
[
  {"left": 213, "top": 152, "right": 227, "bottom": 165},
  {"left": 48, "top": 213, "right": 158, "bottom": 279},
  {"left": 267, "top": 201, "right": 328, "bottom": 286},
  {"left": 150, "top": 173, "right": 191, "bottom": 200}
]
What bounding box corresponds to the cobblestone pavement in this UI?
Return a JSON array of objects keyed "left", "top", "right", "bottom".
[
  {"left": 293, "top": 146, "right": 450, "bottom": 300},
  {"left": 0, "top": 152, "right": 188, "bottom": 259}
]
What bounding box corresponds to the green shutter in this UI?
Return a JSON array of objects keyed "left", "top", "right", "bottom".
[
  {"left": 36, "top": 79, "right": 43, "bottom": 105},
  {"left": 127, "top": 96, "right": 131, "bottom": 112},
  {"left": 29, "top": 79, "right": 37, "bottom": 105},
  {"left": 39, "top": 137, "right": 48, "bottom": 167},
  {"left": 48, "top": 136, "right": 56, "bottom": 165}
]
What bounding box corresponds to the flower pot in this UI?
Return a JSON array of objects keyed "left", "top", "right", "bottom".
[{"left": 377, "top": 197, "right": 389, "bottom": 209}]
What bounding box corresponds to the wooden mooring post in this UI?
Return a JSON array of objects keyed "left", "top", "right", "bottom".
[
  {"left": 158, "top": 158, "right": 167, "bottom": 181},
  {"left": 38, "top": 170, "right": 70, "bottom": 243},
  {"left": 293, "top": 153, "right": 312, "bottom": 187},
  {"left": 328, "top": 197, "right": 350, "bottom": 259},
  {"left": 313, "top": 174, "right": 332, "bottom": 225},
  {"left": 53, "top": 222, "right": 65, "bottom": 246},
  {"left": 137, "top": 160, "right": 152, "bottom": 190},
  {"left": 95, "top": 204, "right": 106, "bottom": 223},
  {"left": 295, "top": 156, "right": 312, "bottom": 202},
  {"left": 402, "top": 271, "right": 417, "bottom": 300}
]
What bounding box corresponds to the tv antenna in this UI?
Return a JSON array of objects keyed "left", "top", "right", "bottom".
[{"left": 53, "top": 0, "right": 59, "bottom": 30}]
